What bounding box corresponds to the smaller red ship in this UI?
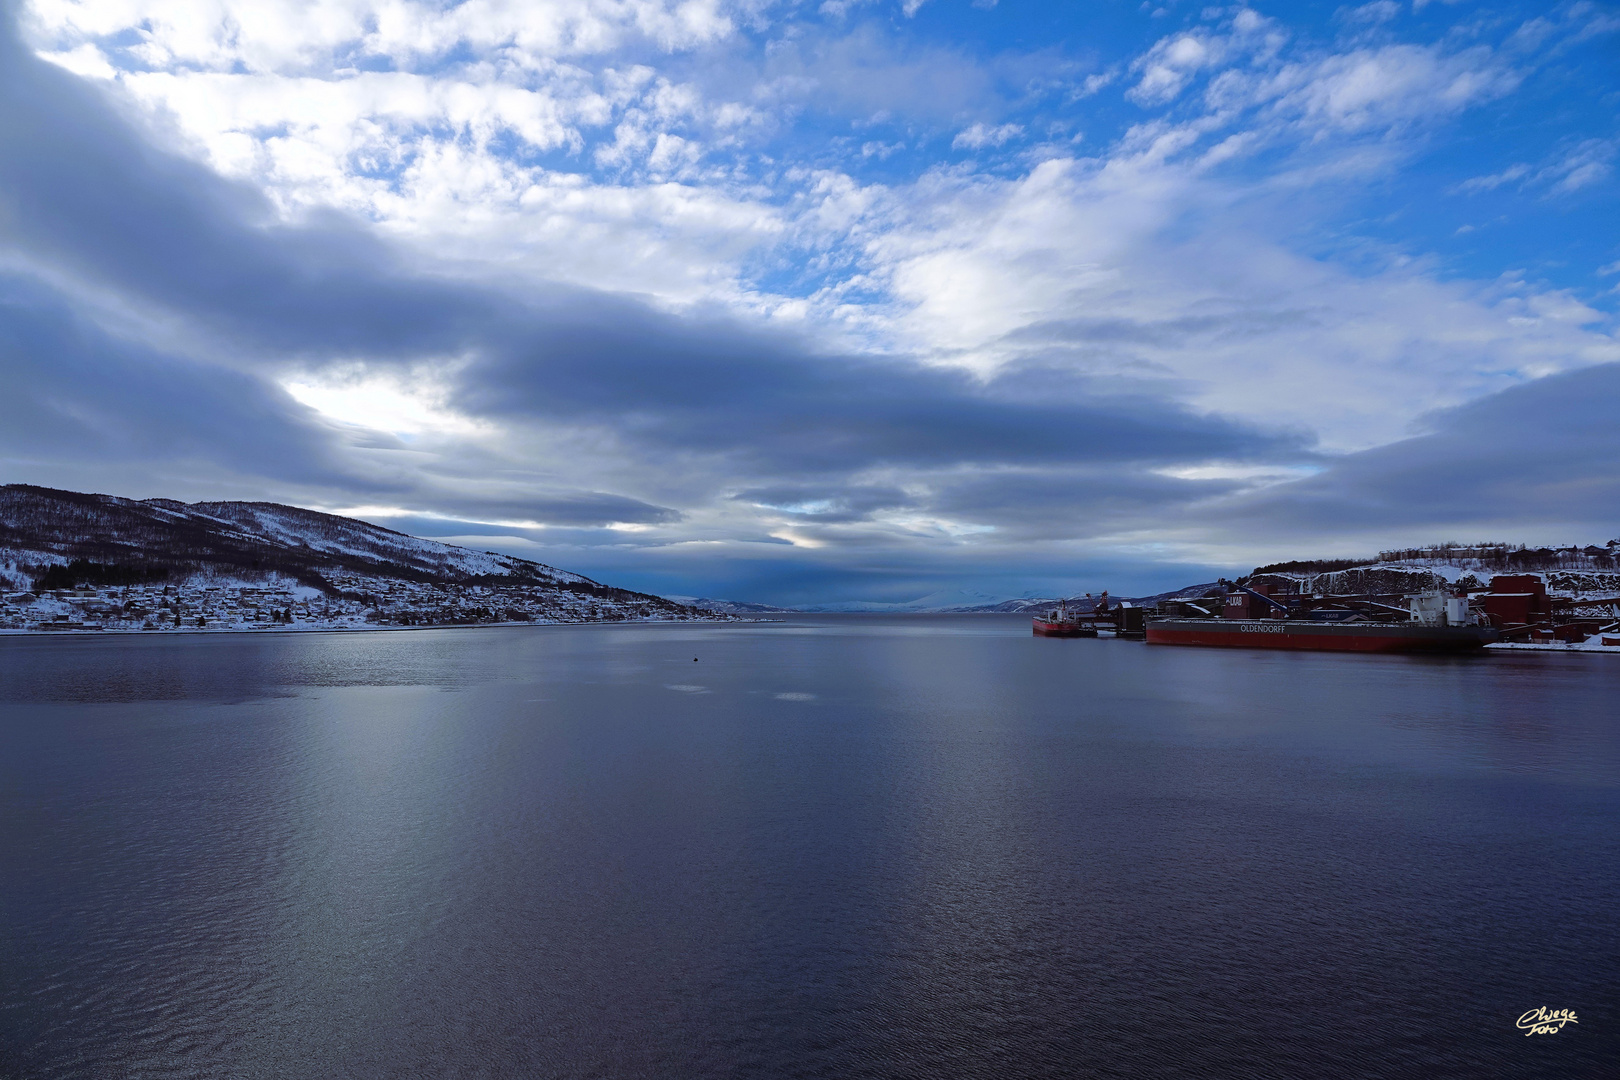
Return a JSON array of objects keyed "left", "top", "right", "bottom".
[{"left": 1032, "top": 593, "right": 1110, "bottom": 637}]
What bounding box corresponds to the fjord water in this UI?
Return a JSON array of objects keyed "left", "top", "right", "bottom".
[{"left": 1, "top": 617, "right": 1614, "bottom": 1079}]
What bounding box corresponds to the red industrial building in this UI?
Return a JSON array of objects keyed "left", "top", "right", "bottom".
[
  {"left": 1482, "top": 573, "right": 1620, "bottom": 643},
  {"left": 1479, "top": 575, "right": 1552, "bottom": 628}
]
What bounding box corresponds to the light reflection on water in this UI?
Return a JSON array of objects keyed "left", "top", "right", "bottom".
[{"left": 0, "top": 616, "right": 1615, "bottom": 1078}]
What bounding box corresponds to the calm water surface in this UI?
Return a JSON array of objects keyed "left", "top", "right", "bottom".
[{"left": 1, "top": 616, "right": 1615, "bottom": 1078}]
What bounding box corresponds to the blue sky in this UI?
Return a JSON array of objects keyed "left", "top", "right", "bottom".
[{"left": 2, "top": 0, "right": 1618, "bottom": 605}]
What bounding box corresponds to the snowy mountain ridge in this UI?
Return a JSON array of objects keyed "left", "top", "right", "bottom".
[
  {"left": 0, "top": 484, "right": 589, "bottom": 591},
  {"left": 0, "top": 485, "right": 719, "bottom": 632}
]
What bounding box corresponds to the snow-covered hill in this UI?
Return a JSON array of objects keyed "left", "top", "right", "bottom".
[
  {"left": 0, "top": 485, "right": 588, "bottom": 589},
  {"left": 0, "top": 485, "right": 717, "bottom": 630},
  {"left": 1249, "top": 542, "right": 1620, "bottom": 599}
]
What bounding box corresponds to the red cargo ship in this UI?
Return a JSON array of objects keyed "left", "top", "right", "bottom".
[
  {"left": 1145, "top": 587, "right": 1495, "bottom": 652},
  {"left": 1144, "top": 618, "right": 1494, "bottom": 652},
  {"left": 1033, "top": 594, "right": 1114, "bottom": 637}
]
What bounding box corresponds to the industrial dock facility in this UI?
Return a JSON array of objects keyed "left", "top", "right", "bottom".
[{"left": 1034, "top": 546, "right": 1620, "bottom": 654}]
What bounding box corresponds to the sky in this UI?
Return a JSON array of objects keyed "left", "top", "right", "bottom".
[{"left": 1, "top": 0, "right": 1617, "bottom": 607}]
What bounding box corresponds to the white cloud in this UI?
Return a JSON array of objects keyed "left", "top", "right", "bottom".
[
  {"left": 1505, "top": 5, "right": 1620, "bottom": 57},
  {"left": 1125, "top": 8, "right": 1519, "bottom": 146},
  {"left": 284, "top": 366, "right": 495, "bottom": 437},
  {"left": 1215, "top": 43, "right": 1521, "bottom": 134},
  {"left": 1129, "top": 32, "right": 1221, "bottom": 105},
  {"left": 1337, "top": 1, "right": 1400, "bottom": 25},
  {"left": 952, "top": 122, "right": 1022, "bottom": 150},
  {"left": 1127, "top": 10, "right": 1284, "bottom": 106},
  {"left": 849, "top": 141, "right": 1619, "bottom": 451},
  {"left": 1454, "top": 162, "right": 1530, "bottom": 194},
  {"left": 37, "top": 41, "right": 116, "bottom": 78},
  {"left": 1076, "top": 71, "right": 1114, "bottom": 98},
  {"left": 1544, "top": 139, "right": 1615, "bottom": 194},
  {"left": 26, "top": 5, "right": 788, "bottom": 308},
  {"left": 25, "top": 0, "right": 743, "bottom": 71},
  {"left": 1454, "top": 140, "right": 1615, "bottom": 198}
]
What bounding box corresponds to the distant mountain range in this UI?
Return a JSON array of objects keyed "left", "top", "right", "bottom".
[
  {"left": 678, "top": 584, "right": 1222, "bottom": 615},
  {"left": 945, "top": 583, "right": 1224, "bottom": 614},
  {"left": 663, "top": 596, "right": 800, "bottom": 614}
]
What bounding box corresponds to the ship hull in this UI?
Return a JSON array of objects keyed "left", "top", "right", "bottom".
[
  {"left": 1145, "top": 618, "right": 1495, "bottom": 653},
  {"left": 1033, "top": 619, "right": 1096, "bottom": 637}
]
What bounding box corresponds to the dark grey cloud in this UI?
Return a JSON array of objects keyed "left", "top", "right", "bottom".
[
  {"left": 0, "top": 272, "right": 348, "bottom": 484},
  {"left": 457, "top": 310, "right": 1307, "bottom": 475},
  {"left": 1002, "top": 309, "right": 1330, "bottom": 350},
  {"left": 1227, "top": 361, "right": 1620, "bottom": 539},
  {"left": 0, "top": 267, "right": 681, "bottom": 527},
  {"left": 930, "top": 468, "right": 1235, "bottom": 534}
]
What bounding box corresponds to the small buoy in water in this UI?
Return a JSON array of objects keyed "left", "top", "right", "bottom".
[{"left": 693, "top": 657, "right": 699, "bottom": 662}]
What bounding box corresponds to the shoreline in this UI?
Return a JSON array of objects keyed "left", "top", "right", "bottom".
[
  {"left": 1484, "top": 639, "right": 1620, "bottom": 654},
  {"left": 0, "top": 616, "right": 749, "bottom": 638},
  {"left": 5, "top": 615, "right": 1618, "bottom": 654}
]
